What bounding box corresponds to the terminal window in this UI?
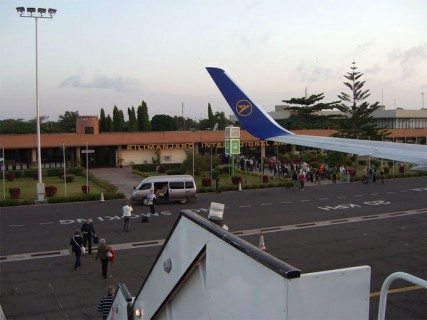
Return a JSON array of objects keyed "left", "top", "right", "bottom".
[{"left": 85, "top": 127, "right": 94, "bottom": 134}]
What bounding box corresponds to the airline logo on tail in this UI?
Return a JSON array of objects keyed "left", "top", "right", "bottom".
[{"left": 236, "top": 100, "right": 253, "bottom": 117}]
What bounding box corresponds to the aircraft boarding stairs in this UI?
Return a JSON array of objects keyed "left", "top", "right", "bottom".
[{"left": 107, "top": 209, "right": 426, "bottom": 320}]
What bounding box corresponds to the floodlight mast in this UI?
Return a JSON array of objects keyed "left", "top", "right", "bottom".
[{"left": 16, "top": 7, "right": 57, "bottom": 203}]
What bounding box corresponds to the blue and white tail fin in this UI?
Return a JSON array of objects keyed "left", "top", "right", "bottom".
[{"left": 206, "top": 67, "right": 293, "bottom": 139}]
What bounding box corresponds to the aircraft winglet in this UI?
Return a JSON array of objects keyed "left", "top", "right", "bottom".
[{"left": 206, "top": 67, "right": 292, "bottom": 139}]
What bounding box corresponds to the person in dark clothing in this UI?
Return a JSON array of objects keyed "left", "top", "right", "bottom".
[
  {"left": 69, "top": 230, "right": 84, "bottom": 271},
  {"left": 81, "top": 218, "right": 96, "bottom": 254},
  {"left": 95, "top": 238, "right": 109, "bottom": 279},
  {"left": 97, "top": 286, "right": 115, "bottom": 320}
]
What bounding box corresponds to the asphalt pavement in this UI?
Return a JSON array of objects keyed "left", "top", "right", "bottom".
[{"left": 0, "top": 174, "right": 426, "bottom": 319}]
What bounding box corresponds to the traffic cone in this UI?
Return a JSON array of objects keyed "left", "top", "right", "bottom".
[
  {"left": 259, "top": 231, "right": 267, "bottom": 251},
  {"left": 238, "top": 182, "right": 242, "bottom": 191},
  {"left": 100, "top": 192, "right": 105, "bottom": 202}
]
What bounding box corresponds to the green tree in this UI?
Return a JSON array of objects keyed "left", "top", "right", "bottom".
[
  {"left": 137, "top": 101, "right": 150, "bottom": 131},
  {"left": 207, "top": 103, "right": 214, "bottom": 129},
  {"left": 151, "top": 114, "right": 177, "bottom": 131},
  {"left": 335, "top": 61, "right": 388, "bottom": 139},
  {"left": 181, "top": 149, "right": 213, "bottom": 176},
  {"left": 99, "top": 108, "right": 107, "bottom": 132},
  {"left": 105, "top": 115, "right": 113, "bottom": 132},
  {"left": 112, "top": 106, "right": 125, "bottom": 132},
  {"left": 57, "top": 111, "right": 78, "bottom": 133},
  {"left": 0, "top": 119, "right": 34, "bottom": 134},
  {"left": 279, "top": 94, "right": 341, "bottom": 129},
  {"left": 127, "top": 107, "right": 138, "bottom": 131}
]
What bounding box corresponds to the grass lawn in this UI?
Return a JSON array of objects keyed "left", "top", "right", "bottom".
[{"left": 1, "top": 176, "right": 106, "bottom": 200}]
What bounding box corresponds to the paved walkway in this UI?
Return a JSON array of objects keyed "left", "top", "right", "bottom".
[{"left": 90, "top": 166, "right": 142, "bottom": 199}]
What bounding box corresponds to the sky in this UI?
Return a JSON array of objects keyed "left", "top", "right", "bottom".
[{"left": 1, "top": 0, "right": 426, "bottom": 121}]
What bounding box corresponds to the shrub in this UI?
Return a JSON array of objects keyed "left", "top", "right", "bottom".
[
  {"left": 202, "top": 177, "right": 212, "bottom": 187},
  {"left": 47, "top": 168, "right": 62, "bottom": 177},
  {"left": 133, "top": 164, "right": 156, "bottom": 172},
  {"left": 0, "top": 199, "right": 34, "bottom": 207},
  {"left": 5, "top": 172, "right": 15, "bottom": 181},
  {"left": 358, "top": 160, "right": 367, "bottom": 166},
  {"left": 262, "top": 175, "right": 269, "bottom": 183},
  {"left": 383, "top": 167, "right": 390, "bottom": 174},
  {"left": 6, "top": 170, "right": 23, "bottom": 178},
  {"left": 9, "top": 187, "right": 21, "bottom": 199},
  {"left": 157, "top": 165, "right": 166, "bottom": 173},
  {"left": 231, "top": 176, "right": 242, "bottom": 185},
  {"left": 63, "top": 174, "right": 75, "bottom": 182},
  {"left": 45, "top": 186, "right": 58, "bottom": 197},
  {"left": 211, "top": 169, "right": 220, "bottom": 180},
  {"left": 81, "top": 185, "right": 90, "bottom": 194},
  {"left": 166, "top": 168, "right": 185, "bottom": 175},
  {"left": 399, "top": 165, "right": 405, "bottom": 173},
  {"left": 68, "top": 167, "right": 84, "bottom": 176},
  {"left": 24, "top": 169, "right": 37, "bottom": 178}
]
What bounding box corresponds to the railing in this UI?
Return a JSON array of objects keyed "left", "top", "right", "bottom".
[{"left": 377, "top": 272, "right": 427, "bottom": 320}]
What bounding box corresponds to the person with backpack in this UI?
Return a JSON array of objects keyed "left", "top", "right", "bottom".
[
  {"left": 95, "top": 238, "right": 111, "bottom": 279},
  {"left": 69, "top": 230, "right": 84, "bottom": 271}
]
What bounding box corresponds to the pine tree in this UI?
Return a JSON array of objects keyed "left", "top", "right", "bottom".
[
  {"left": 112, "top": 105, "right": 120, "bottom": 132},
  {"left": 127, "top": 107, "right": 137, "bottom": 131},
  {"left": 105, "top": 115, "right": 113, "bottom": 132},
  {"left": 207, "top": 103, "right": 214, "bottom": 129},
  {"left": 335, "top": 61, "right": 387, "bottom": 139},
  {"left": 137, "top": 100, "right": 151, "bottom": 131},
  {"left": 99, "top": 108, "right": 106, "bottom": 132},
  {"left": 280, "top": 94, "right": 341, "bottom": 129}
]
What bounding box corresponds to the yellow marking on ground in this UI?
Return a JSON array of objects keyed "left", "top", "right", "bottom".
[{"left": 370, "top": 285, "right": 422, "bottom": 298}]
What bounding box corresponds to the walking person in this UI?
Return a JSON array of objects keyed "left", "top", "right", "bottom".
[
  {"left": 81, "top": 218, "right": 96, "bottom": 254},
  {"left": 97, "top": 286, "right": 115, "bottom": 320},
  {"left": 95, "top": 238, "right": 109, "bottom": 279},
  {"left": 146, "top": 190, "right": 157, "bottom": 216},
  {"left": 69, "top": 230, "right": 84, "bottom": 271},
  {"left": 380, "top": 170, "right": 385, "bottom": 184},
  {"left": 122, "top": 202, "right": 133, "bottom": 231},
  {"left": 298, "top": 170, "right": 306, "bottom": 191},
  {"left": 291, "top": 170, "right": 299, "bottom": 191}
]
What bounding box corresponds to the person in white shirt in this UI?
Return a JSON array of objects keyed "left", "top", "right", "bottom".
[
  {"left": 122, "top": 202, "right": 133, "bottom": 231},
  {"left": 146, "top": 190, "right": 157, "bottom": 216}
]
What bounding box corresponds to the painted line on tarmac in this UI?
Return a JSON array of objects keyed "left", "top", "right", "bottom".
[
  {"left": 319, "top": 198, "right": 328, "bottom": 200},
  {"left": 370, "top": 285, "right": 422, "bottom": 298},
  {"left": 2, "top": 207, "right": 425, "bottom": 263},
  {"left": 39, "top": 222, "right": 55, "bottom": 225},
  {"left": 9, "top": 224, "right": 25, "bottom": 227}
]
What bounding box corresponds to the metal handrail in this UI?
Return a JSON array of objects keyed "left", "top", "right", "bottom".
[{"left": 377, "top": 272, "right": 427, "bottom": 320}]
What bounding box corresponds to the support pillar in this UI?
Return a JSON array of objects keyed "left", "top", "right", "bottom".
[{"left": 76, "top": 147, "right": 81, "bottom": 167}]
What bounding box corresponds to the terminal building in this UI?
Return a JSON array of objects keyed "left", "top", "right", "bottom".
[{"left": 1, "top": 108, "right": 427, "bottom": 170}]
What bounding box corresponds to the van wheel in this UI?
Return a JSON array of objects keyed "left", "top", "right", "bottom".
[{"left": 180, "top": 197, "right": 188, "bottom": 204}]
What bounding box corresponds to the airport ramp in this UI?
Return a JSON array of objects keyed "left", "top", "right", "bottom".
[{"left": 108, "top": 209, "right": 371, "bottom": 319}]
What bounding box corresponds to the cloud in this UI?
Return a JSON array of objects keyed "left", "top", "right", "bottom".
[
  {"left": 60, "top": 74, "right": 140, "bottom": 92},
  {"left": 293, "top": 65, "right": 334, "bottom": 82},
  {"left": 388, "top": 44, "right": 427, "bottom": 79},
  {"left": 355, "top": 41, "right": 374, "bottom": 52},
  {"left": 365, "top": 65, "right": 382, "bottom": 74}
]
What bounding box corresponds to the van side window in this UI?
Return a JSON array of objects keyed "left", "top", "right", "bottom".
[
  {"left": 169, "top": 182, "right": 184, "bottom": 189},
  {"left": 139, "top": 183, "right": 151, "bottom": 190},
  {"left": 185, "top": 181, "right": 194, "bottom": 189}
]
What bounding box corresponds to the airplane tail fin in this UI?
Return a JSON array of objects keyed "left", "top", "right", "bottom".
[{"left": 206, "top": 67, "right": 292, "bottom": 139}]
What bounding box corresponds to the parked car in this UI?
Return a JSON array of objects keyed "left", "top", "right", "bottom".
[{"left": 131, "top": 175, "right": 197, "bottom": 204}]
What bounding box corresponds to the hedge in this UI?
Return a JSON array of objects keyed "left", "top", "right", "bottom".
[{"left": 133, "top": 164, "right": 156, "bottom": 172}]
